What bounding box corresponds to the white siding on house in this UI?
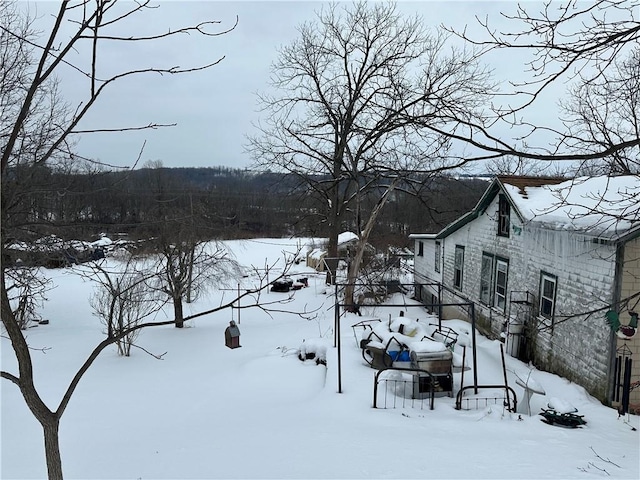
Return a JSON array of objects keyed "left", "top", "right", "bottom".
[
  {"left": 439, "top": 195, "right": 526, "bottom": 326},
  {"left": 412, "top": 237, "right": 443, "bottom": 312},
  {"left": 524, "top": 226, "right": 616, "bottom": 400},
  {"left": 413, "top": 238, "right": 442, "bottom": 284},
  {"left": 414, "top": 186, "right": 622, "bottom": 402}
]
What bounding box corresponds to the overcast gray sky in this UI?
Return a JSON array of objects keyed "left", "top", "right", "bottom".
[{"left": 29, "top": 1, "right": 556, "bottom": 170}]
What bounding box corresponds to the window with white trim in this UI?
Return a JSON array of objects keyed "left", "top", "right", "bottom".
[
  {"left": 435, "top": 241, "right": 441, "bottom": 273},
  {"left": 480, "top": 252, "right": 493, "bottom": 305},
  {"left": 454, "top": 245, "right": 464, "bottom": 290},
  {"left": 539, "top": 272, "right": 557, "bottom": 320},
  {"left": 498, "top": 194, "right": 510, "bottom": 237},
  {"left": 494, "top": 258, "right": 508, "bottom": 311},
  {"left": 418, "top": 241, "right": 424, "bottom": 257}
]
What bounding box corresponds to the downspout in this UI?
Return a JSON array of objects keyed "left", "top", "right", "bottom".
[{"left": 607, "top": 241, "right": 625, "bottom": 405}]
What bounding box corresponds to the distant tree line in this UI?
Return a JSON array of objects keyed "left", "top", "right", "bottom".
[{"left": 3, "top": 164, "right": 487, "bottom": 250}]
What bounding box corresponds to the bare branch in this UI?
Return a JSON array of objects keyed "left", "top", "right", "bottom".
[
  {"left": 128, "top": 343, "right": 167, "bottom": 360},
  {"left": 0, "top": 1, "right": 236, "bottom": 475},
  {"left": 589, "top": 446, "right": 622, "bottom": 469},
  {"left": 71, "top": 123, "right": 177, "bottom": 134},
  {"left": 248, "top": 1, "right": 493, "bottom": 292},
  {"left": 438, "top": 0, "right": 640, "bottom": 165}
]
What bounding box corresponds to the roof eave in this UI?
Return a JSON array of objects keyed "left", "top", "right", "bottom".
[
  {"left": 408, "top": 233, "right": 439, "bottom": 240},
  {"left": 612, "top": 223, "right": 640, "bottom": 244},
  {"left": 432, "top": 177, "right": 502, "bottom": 238}
]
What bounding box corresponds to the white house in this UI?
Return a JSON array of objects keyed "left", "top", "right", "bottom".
[{"left": 410, "top": 175, "right": 640, "bottom": 408}]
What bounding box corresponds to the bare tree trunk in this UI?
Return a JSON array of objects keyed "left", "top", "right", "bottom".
[
  {"left": 186, "top": 245, "right": 194, "bottom": 303},
  {"left": 174, "top": 296, "right": 184, "bottom": 328},
  {"left": 2, "top": 276, "right": 64, "bottom": 479},
  {"left": 325, "top": 220, "right": 339, "bottom": 285},
  {"left": 43, "top": 420, "right": 63, "bottom": 480},
  {"left": 344, "top": 181, "right": 398, "bottom": 307}
]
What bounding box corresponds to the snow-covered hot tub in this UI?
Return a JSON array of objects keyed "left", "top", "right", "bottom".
[
  {"left": 409, "top": 340, "right": 453, "bottom": 397},
  {"left": 409, "top": 340, "right": 452, "bottom": 374}
]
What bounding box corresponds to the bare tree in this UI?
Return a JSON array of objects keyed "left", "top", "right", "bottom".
[
  {"left": 436, "top": 0, "right": 640, "bottom": 164},
  {"left": 1, "top": 2, "right": 74, "bottom": 245},
  {"left": 486, "top": 155, "right": 569, "bottom": 177},
  {"left": 4, "top": 266, "right": 53, "bottom": 329},
  {"left": 562, "top": 47, "right": 640, "bottom": 175},
  {"left": 248, "top": 1, "right": 492, "bottom": 300},
  {"left": 0, "top": 2, "right": 235, "bottom": 478},
  {"left": 1, "top": 249, "right": 306, "bottom": 479},
  {"left": 88, "top": 258, "right": 162, "bottom": 356},
  {"left": 152, "top": 238, "right": 241, "bottom": 328}
]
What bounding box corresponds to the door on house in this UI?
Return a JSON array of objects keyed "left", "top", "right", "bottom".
[{"left": 507, "top": 291, "right": 535, "bottom": 363}]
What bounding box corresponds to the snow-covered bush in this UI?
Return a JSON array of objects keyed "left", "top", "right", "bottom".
[{"left": 298, "top": 338, "right": 330, "bottom": 366}]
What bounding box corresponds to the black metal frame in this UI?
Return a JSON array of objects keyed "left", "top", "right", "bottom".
[
  {"left": 333, "top": 281, "right": 479, "bottom": 396},
  {"left": 373, "top": 367, "right": 436, "bottom": 410},
  {"left": 455, "top": 385, "right": 518, "bottom": 412}
]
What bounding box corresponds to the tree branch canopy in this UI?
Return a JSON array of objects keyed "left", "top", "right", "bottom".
[
  {"left": 247, "top": 1, "right": 494, "bottom": 284},
  {"left": 438, "top": 0, "right": 640, "bottom": 167},
  {"left": 1, "top": 0, "right": 235, "bottom": 176},
  {"left": 0, "top": 1, "right": 235, "bottom": 477}
]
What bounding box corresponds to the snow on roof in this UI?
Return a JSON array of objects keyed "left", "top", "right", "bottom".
[
  {"left": 307, "top": 248, "right": 325, "bottom": 260},
  {"left": 502, "top": 175, "right": 640, "bottom": 238},
  {"left": 337, "top": 231, "right": 358, "bottom": 245},
  {"left": 388, "top": 246, "right": 413, "bottom": 256},
  {"left": 91, "top": 236, "right": 113, "bottom": 247}
]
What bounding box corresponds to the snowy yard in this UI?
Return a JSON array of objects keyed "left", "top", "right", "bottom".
[{"left": 1, "top": 238, "right": 639, "bottom": 479}]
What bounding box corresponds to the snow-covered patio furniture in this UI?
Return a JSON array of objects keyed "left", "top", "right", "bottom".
[
  {"left": 409, "top": 342, "right": 453, "bottom": 397},
  {"left": 356, "top": 316, "right": 454, "bottom": 397},
  {"left": 539, "top": 410, "right": 586, "bottom": 428},
  {"left": 358, "top": 316, "right": 429, "bottom": 369},
  {"left": 429, "top": 323, "right": 459, "bottom": 349},
  {"left": 363, "top": 341, "right": 394, "bottom": 370},
  {"left": 270, "top": 277, "right": 294, "bottom": 292},
  {"left": 351, "top": 318, "right": 382, "bottom": 349},
  {"left": 539, "top": 399, "right": 586, "bottom": 428},
  {"left": 362, "top": 337, "right": 412, "bottom": 370}
]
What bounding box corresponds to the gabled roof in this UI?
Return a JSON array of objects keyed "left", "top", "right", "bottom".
[
  {"left": 497, "top": 175, "right": 566, "bottom": 227},
  {"left": 504, "top": 175, "right": 640, "bottom": 240},
  {"left": 496, "top": 175, "right": 566, "bottom": 193},
  {"left": 412, "top": 175, "right": 640, "bottom": 242}
]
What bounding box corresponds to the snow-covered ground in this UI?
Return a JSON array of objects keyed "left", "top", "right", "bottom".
[{"left": 2, "top": 238, "right": 638, "bottom": 479}]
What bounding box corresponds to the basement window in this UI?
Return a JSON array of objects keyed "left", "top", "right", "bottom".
[{"left": 591, "top": 237, "right": 613, "bottom": 246}]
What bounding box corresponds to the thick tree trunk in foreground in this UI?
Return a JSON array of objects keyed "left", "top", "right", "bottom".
[
  {"left": 2, "top": 276, "right": 64, "bottom": 479},
  {"left": 43, "top": 421, "right": 63, "bottom": 480}
]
